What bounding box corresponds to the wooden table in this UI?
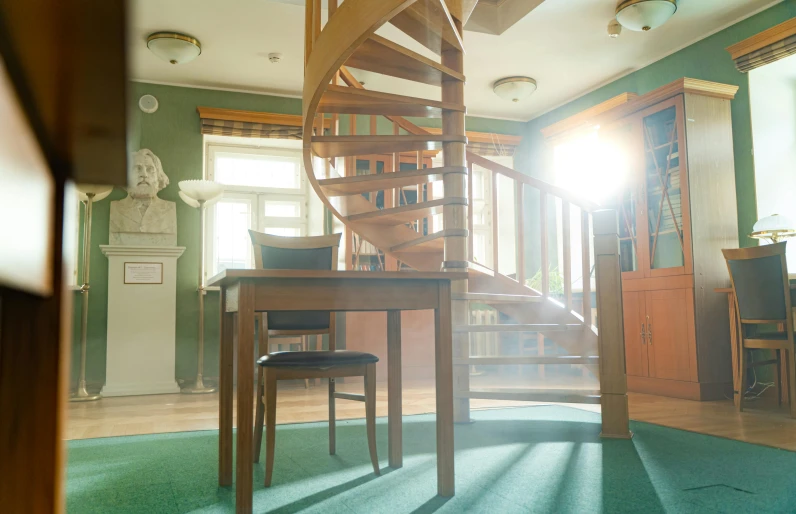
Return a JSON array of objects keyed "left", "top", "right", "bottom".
[
  {"left": 715, "top": 283, "right": 796, "bottom": 407},
  {"left": 207, "top": 269, "right": 466, "bottom": 514}
]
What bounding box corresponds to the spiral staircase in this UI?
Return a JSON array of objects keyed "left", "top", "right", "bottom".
[{"left": 302, "top": 0, "right": 601, "bottom": 422}]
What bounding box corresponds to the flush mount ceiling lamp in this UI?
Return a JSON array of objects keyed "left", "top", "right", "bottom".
[
  {"left": 147, "top": 32, "right": 202, "bottom": 65},
  {"left": 493, "top": 77, "right": 537, "bottom": 103},
  {"left": 615, "top": 0, "right": 677, "bottom": 32}
]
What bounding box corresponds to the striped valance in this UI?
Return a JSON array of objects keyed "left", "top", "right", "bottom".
[
  {"left": 196, "top": 107, "right": 331, "bottom": 139},
  {"left": 727, "top": 18, "right": 796, "bottom": 73}
]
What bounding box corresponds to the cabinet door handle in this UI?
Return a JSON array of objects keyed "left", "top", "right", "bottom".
[
  {"left": 647, "top": 315, "right": 653, "bottom": 345},
  {"left": 640, "top": 324, "right": 646, "bottom": 344}
]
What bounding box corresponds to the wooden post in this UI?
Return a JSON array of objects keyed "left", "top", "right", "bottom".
[
  {"left": 593, "top": 209, "right": 631, "bottom": 439},
  {"left": 581, "top": 210, "right": 592, "bottom": 325},
  {"left": 441, "top": 19, "right": 470, "bottom": 423},
  {"left": 562, "top": 200, "right": 572, "bottom": 309}
]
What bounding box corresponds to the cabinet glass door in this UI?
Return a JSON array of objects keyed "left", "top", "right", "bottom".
[
  {"left": 640, "top": 98, "right": 690, "bottom": 276},
  {"left": 605, "top": 121, "right": 645, "bottom": 278}
]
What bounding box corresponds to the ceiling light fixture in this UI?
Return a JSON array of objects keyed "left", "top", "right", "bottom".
[
  {"left": 493, "top": 77, "right": 537, "bottom": 103},
  {"left": 615, "top": 0, "right": 677, "bottom": 32},
  {"left": 147, "top": 32, "right": 202, "bottom": 65}
]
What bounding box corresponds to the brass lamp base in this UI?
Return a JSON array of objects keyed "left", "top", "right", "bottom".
[
  {"left": 181, "top": 375, "right": 217, "bottom": 394},
  {"left": 70, "top": 381, "right": 101, "bottom": 402}
]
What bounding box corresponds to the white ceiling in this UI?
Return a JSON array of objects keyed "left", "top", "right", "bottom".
[{"left": 130, "top": 0, "right": 782, "bottom": 122}]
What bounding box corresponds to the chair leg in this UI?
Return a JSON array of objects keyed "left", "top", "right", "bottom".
[
  {"left": 303, "top": 336, "right": 310, "bottom": 389},
  {"left": 328, "top": 377, "right": 336, "bottom": 455},
  {"left": 776, "top": 350, "right": 783, "bottom": 406},
  {"left": 786, "top": 349, "right": 796, "bottom": 418},
  {"left": 264, "top": 369, "right": 277, "bottom": 487},
  {"left": 364, "top": 363, "right": 380, "bottom": 476},
  {"left": 253, "top": 370, "right": 265, "bottom": 463},
  {"left": 738, "top": 346, "right": 747, "bottom": 412}
]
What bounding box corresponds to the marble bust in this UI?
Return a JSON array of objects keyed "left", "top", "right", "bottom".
[{"left": 109, "top": 149, "right": 177, "bottom": 246}]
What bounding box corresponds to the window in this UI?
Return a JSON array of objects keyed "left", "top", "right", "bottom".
[{"left": 205, "top": 144, "right": 308, "bottom": 278}]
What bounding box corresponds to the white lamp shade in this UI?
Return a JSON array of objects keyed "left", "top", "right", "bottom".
[
  {"left": 147, "top": 33, "right": 201, "bottom": 65},
  {"left": 76, "top": 184, "right": 114, "bottom": 202},
  {"left": 754, "top": 214, "right": 795, "bottom": 233},
  {"left": 493, "top": 77, "right": 537, "bottom": 103},
  {"left": 616, "top": 0, "right": 677, "bottom": 32},
  {"left": 178, "top": 180, "right": 224, "bottom": 206}
]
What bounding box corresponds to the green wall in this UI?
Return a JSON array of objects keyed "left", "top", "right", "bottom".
[
  {"left": 521, "top": 0, "right": 796, "bottom": 248},
  {"left": 71, "top": 81, "right": 524, "bottom": 390}
]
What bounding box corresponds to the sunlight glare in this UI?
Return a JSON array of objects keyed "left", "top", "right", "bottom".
[{"left": 554, "top": 130, "right": 629, "bottom": 206}]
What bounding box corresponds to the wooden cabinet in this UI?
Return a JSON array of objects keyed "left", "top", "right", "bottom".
[{"left": 603, "top": 79, "right": 741, "bottom": 400}]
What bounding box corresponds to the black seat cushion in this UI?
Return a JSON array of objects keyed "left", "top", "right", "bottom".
[{"left": 258, "top": 350, "right": 379, "bottom": 368}]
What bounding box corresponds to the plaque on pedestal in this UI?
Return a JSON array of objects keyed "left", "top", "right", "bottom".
[{"left": 101, "top": 245, "right": 185, "bottom": 396}]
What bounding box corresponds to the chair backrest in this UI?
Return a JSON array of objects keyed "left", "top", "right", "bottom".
[
  {"left": 248, "top": 231, "right": 341, "bottom": 331},
  {"left": 722, "top": 243, "right": 791, "bottom": 323}
]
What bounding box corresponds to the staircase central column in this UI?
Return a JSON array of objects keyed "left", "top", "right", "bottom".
[{"left": 441, "top": 17, "right": 470, "bottom": 423}]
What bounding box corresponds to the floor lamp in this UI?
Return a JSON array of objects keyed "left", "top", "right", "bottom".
[
  {"left": 71, "top": 185, "right": 113, "bottom": 402},
  {"left": 179, "top": 179, "right": 224, "bottom": 394}
]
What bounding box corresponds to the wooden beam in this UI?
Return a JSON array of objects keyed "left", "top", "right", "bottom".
[
  {"left": 196, "top": 107, "right": 333, "bottom": 129},
  {"left": 726, "top": 17, "right": 796, "bottom": 60}
]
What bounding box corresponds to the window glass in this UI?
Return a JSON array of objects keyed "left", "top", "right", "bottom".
[{"left": 214, "top": 153, "right": 301, "bottom": 190}]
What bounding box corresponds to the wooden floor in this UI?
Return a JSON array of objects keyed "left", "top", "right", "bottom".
[{"left": 66, "top": 379, "right": 796, "bottom": 452}]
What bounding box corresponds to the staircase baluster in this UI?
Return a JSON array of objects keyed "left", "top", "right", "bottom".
[
  {"left": 562, "top": 200, "right": 572, "bottom": 309},
  {"left": 540, "top": 192, "right": 549, "bottom": 297},
  {"left": 516, "top": 181, "right": 525, "bottom": 285},
  {"left": 581, "top": 210, "right": 592, "bottom": 325},
  {"left": 491, "top": 169, "right": 498, "bottom": 272},
  {"left": 467, "top": 162, "right": 473, "bottom": 261}
]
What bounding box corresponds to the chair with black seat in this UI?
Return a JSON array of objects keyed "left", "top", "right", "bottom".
[
  {"left": 257, "top": 350, "right": 380, "bottom": 487},
  {"left": 247, "top": 231, "right": 380, "bottom": 486},
  {"left": 723, "top": 242, "right": 796, "bottom": 417}
]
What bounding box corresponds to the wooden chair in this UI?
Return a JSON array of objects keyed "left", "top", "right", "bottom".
[
  {"left": 257, "top": 350, "right": 380, "bottom": 487},
  {"left": 248, "top": 231, "right": 340, "bottom": 448},
  {"left": 722, "top": 243, "right": 796, "bottom": 417},
  {"left": 249, "top": 232, "right": 343, "bottom": 389}
]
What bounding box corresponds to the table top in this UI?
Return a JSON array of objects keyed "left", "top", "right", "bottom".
[{"left": 207, "top": 269, "right": 469, "bottom": 288}]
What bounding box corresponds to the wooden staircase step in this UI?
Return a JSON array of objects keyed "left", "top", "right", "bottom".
[
  {"left": 318, "top": 166, "right": 466, "bottom": 196},
  {"left": 454, "top": 324, "right": 581, "bottom": 333},
  {"left": 390, "top": 228, "right": 467, "bottom": 253},
  {"left": 345, "top": 35, "right": 466, "bottom": 87},
  {"left": 453, "top": 292, "right": 541, "bottom": 304},
  {"left": 389, "top": 0, "right": 464, "bottom": 55},
  {"left": 318, "top": 85, "right": 465, "bottom": 117},
  {"left": 457, "top": 388, "right": 602, "bottom": 404},
  {"left": 348, "top": 197, "right": 466, "bottom": 226},
  {"left": 454, "top": 356, "right": 599, "bottom": 365},
  {"left": 311, "top": 135, "right": 466, "bottom": 158}
]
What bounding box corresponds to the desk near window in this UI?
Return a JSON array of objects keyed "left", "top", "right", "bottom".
[{"left": 207, "top": 269, "right": 466, "bottom": 514}]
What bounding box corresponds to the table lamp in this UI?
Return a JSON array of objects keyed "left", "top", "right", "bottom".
[
  {"left": 179, "top": 179, "right": 224, "bottom": 393},
  {"left": 71, "top": 184, "right": 114, "bottom": 402},
  {"left": 750, "top": 214, "right": 796, "bottom": 244}
]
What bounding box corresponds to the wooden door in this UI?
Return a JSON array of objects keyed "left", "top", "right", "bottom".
[
  {"left": 622, "top": 291, "right": 648, "bottom": 377},
  {"left": 645, "top": 288, "right": 697, "bottom": 382}
]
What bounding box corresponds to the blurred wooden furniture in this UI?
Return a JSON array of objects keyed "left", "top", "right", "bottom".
[
  {"left": 249, "top": 231, "right": 341, "bottom": 390},
  {"left": 208, "top": 269, "right": 463, "bottom": 513},
  {"left": 256, "top": 350, "right": 380, "bottom": 487},
  {"left": 593, "top": 78, "right": 740, "bottom": 400},
  {"left": 717, "top": 243, "right": 796, "bottom": 416}
]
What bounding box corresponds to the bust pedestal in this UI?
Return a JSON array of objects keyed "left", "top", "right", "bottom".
[{"left": 100, "top": 245, "right": 185, "bottom": 396}]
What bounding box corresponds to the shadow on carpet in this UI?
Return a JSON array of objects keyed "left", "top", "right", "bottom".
[{"left": 66, "top": 405, "right": 796, "bottom": 513}]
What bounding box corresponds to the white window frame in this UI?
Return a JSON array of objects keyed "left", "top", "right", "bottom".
[{"left": 204, "top": 142, "right": 309, "bottom": 279}]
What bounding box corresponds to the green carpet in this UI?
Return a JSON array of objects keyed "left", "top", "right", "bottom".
[{"left": 66, "top": 406, "right": 796, "bottom": 513}]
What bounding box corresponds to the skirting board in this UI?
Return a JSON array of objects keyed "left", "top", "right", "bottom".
[
  {"left": 102, "top": 381, "right": 181, "bottom": 397},
  {"left": 627, "top": 375, "right": 732, "bottom": 401}
]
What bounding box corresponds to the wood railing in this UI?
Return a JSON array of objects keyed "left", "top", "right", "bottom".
[{"left": 466, "top": 152, "right": 598, "bottom": 326}]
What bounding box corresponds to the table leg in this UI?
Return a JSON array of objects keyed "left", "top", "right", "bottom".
[
  {"left": 387, "top": 310, "right": 402, "bottom": 468},
  {"left": 435, "top": 282, "right": 454, "bottom": 497},
  {"left": 219, "top": 291, "right": 234, "bottom": 487},
  {"left": 236, "top": 283, "right": 255, "bottom": 514}
]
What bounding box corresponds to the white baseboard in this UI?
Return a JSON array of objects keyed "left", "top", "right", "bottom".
[{"left": 102, "top": 381, "right": 181, "bottom": 397}]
